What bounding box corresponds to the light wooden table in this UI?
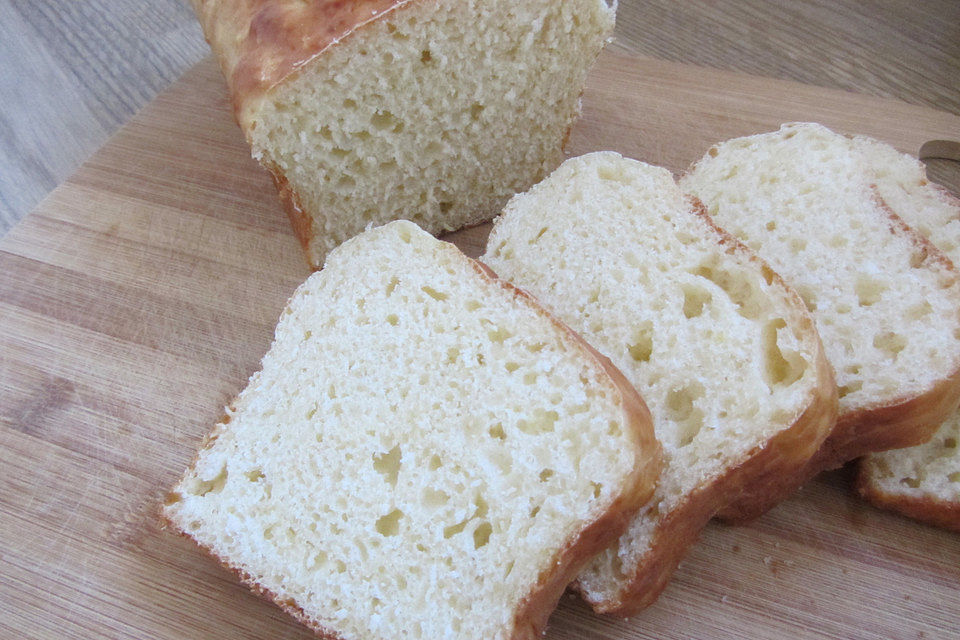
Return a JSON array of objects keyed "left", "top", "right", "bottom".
[{"left": 1, "top": 0, "right": 958, "bottom": 236}]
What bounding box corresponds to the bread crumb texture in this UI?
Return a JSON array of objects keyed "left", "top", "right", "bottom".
[
  {"left": 248, "top": 0, "right": 615, "bottom": 265},
  {"left": 681, "top": 123, "right": 960, "bottom": 416},
  {"left": 484, "top": 152, "right": 829, "bottom": 606},
  {"left": 864, "top": 413, "right": 960, "bottom": 501},
  {"left": 165, "top": 221, "right": 648, "bottom": 640},
  {"left": 852, "top": 131, "right": 960, "bottom": 513}
]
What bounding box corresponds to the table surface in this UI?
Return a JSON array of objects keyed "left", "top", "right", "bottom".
[{"left": 1, "top": 0, "right": 958, "bottom": 237}]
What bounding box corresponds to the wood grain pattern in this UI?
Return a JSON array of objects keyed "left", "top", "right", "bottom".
[
  {"left": 1, "top": 0, "right": 958, "bottom": 236},
  {"left": 2, "top": 53, "right": 959, "bottom": 640},
  {"left": 0, "top": 0, "right": 206, "bottom": 233}
]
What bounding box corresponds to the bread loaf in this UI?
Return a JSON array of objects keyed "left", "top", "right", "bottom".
[
  {"left": 681, "top": 123, "right": 960, "bottom": 522},
  {"left": 163, "top": 220, "right": 661, "bottom": 640},
  {"left": 190, "top": 0, "right": 615, "bottom": 267},
  {"left": 482, "top": 152, "right": 837, "bottom": 615},
  {"left": 852, "top": 134, "right": 960, "bottom": 531}
]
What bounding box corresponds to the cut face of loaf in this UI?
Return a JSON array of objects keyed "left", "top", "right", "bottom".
[
  {"left": 192, "top": 0, "right": 616, "bottom": 267},
  {"left": 852, "top": 134, "right": 960, "bottom": 531},
  {"left": 483, "top": 152, "right": 837, "bottom": 615},
  {"left": 163, "top": 221, "right": 660, "bottom": 640},
  {"left": 681, "top": 123, "right": 960, "bottom": 521}
]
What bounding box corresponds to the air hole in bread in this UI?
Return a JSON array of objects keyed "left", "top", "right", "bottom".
[
  {"left": 905, "top": 301, "right": 933, "bottom": 320},
  {"left": 665, "top": 382, "right": 706, "bottom": 447},
  {"left": 530, "top": 226, "right": 549, "bottom": 244},
  {"left": 681, "top": 283, "right": 712, "bottom": 319},
  {"left": 187, "top": 465, "right": 228, "bottom": 497},
  {"left": 873, "top": 332, "right": 907, "bottom": 359},
  {"left": 504, "top": 361, "right": 519, "bottom": 372},
  {"left": 422, "top": 286, "right": 448, "bottom": 301},
  {"left": 517, "top": 409, "right": 558, "bottom": 434},
  {"left": 949, "top": 472, "right": 960, "bottom": 483},
  {"left": 487, "top": 325, "right": 512, "bottom": 343},
  {"left": 244, "top": 468, "right": 265, "bottom": 483},
  {"left": 838, "top": 380, "right": 863, "bottom": 399},
  {"left": 386, "top": 313, "right": 399, "bottom": 326},
  {"left": 422, "top": 487, "right": 449, "bottom": 508},
  {"left": 855, "top": 275, "right": 887, "bottom": 307},
  {"left": 420, "top": 49, "right": 432, "bottom": 63},
  {"left": 597, "top": 165, "right": 630, "bottom": 184},
  {"left": 473, "top": 521, "right": 493, "bottom": 548},
  {"left": 372, "top": 445, "right": 402, "bottom": 486},
  {"left": 591, "top": 482, "right": 603, "bottom": 499},
  {"left": 627, "top": 321, "right": 654, "bottom": 362},
  {"left": 692, "top": 263, "right": 761, "bottom": 319},
  {"left": 762, "top": 319, "right": 806, "bottom": 388},
  {"left": 375, "top": 509, "right": 404, "bottom": 537},
  {"left": 539, "top": 469, "right": 555, "bottom": 482},
  {"left": 900, "top": 477, "right": 921, "bottom": 488},
  {"left": 468, "top": 102, "right": 485, "bottom": 122},
  {"left": 370, "top": 110, "right": 398, "bottom": 131},
  {"left": 945, "top": 437, "right": 958, "bottom": 449},
  {"left": 488, "top": 423, "right": 506, "bottom": 440}
]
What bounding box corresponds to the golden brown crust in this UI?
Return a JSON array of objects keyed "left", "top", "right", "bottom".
[
  {"left": 190, "top": 0, "right": 409, "bottom": 125},
  {"left": 855, "top": 461, "right": 960, "bottom": 533},
  {"left": 264, "top": 163, "right": 319, "bottom": 268},
  {"left": 469, "top": 256, "right": 661, "bottom": 638}
]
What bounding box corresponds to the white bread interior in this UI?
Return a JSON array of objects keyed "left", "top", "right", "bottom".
[
  {"left": 483, "top": 152, "right": 836, "bottom": 614},
  {"left": 164, "top": 220, "right": 659, "bottom": 640},
  {"left": 247, "top": 0, "right": 616, "bottom": 266},
  {"left": 681, "top": 124, "right": 960, "bottom": 511},
  {"left": 852, "top": 134, "right": 960, "bottom": 531}
]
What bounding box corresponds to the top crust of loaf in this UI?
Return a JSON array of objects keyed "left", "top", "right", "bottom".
[
  {"left": 191, "top": 0, "right": 409, "bottom": 123},
  {"left": 164, "top": 221, "right": 660, "bottom": 640}
]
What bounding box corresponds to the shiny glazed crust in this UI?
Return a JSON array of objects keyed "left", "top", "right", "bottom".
[
  {"left": 855, "top": 461, "right": 960, "bottom": 533},
  {"left": 163, "top": 244, "right": 662, "bottom": 640},
  {"left": 190, "top": 0, "right": 409, "bottom": 127},
  {"left": 575, "top": 201, "right": 838, "bottom": 616}
]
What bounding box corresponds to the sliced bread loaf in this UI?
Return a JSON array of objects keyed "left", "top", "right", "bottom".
[
  {"left": 681, "top": 122, "right": 960, "bottom": 521},
  {"left": 482, "top": 152, "right": 837, "bottom": 615},
  {"left": 163, "top": 220, "right": 661, "bottom": 640},
  {"left": 191, "top": 0, "right": 615, "bottom": 267},
  {"left": 851, "top": 134, "right": 960, "bottom": 531}
]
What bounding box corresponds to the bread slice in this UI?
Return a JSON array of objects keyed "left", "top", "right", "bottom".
[
  {"left": 191, "top": 0, "right": 615, "bottom": 267},
  {"left": 681, "top": 122, "right": 960, "bottom": 521},
  {"left": 482, "top": 152, "right": 837, "bottom": 615},
  {"left": 163, "top": 220, "right": 661, "bottom": 640},
  {"left": 850, "top": 134, "right": 960, "bottom": 531},
  {"left": 857, "top": 415, "right": 960, "bottom": 532}
]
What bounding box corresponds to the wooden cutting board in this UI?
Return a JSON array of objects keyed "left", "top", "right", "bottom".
[{"left": 2, "top": 51, "right": 958, "bottom": 640}]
